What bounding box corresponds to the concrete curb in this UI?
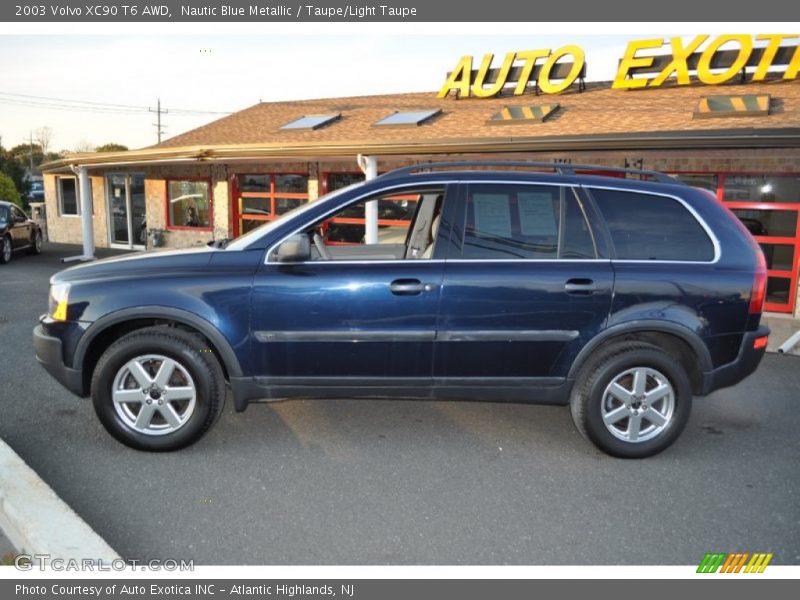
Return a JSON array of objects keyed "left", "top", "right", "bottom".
[{"left": 0, "top": 437, "right": 119, "bottom": 562}]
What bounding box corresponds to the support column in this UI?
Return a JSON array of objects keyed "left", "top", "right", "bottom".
[
  {"left": 63, "top": 165, "right": 95, "bottom": 262},
  {"left": 357, "top": 154, "right": 378, "bottom": 244}
]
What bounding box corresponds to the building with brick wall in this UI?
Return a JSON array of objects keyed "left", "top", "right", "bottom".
[{"left": 40, "top": 77, "right": 800, "bottom": 314}]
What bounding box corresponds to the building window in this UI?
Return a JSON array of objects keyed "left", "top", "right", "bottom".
[
  {"left": 57, "top": 177, "right": 79, "bottom": 216},
  {"left": 723, "top": 175, "right": 800, "bottom": 203},
  {"left": 167, "top": 179, "right": 211, "bottom": 230},
  {"left": 324, "top": 172, "right": 365, "bottom": 194},
  {"left": 279, "top": 114, "right": 341, "bottom": 130},
  {"left": 234, "top": 173, "right": 309, "bottom": 235}
]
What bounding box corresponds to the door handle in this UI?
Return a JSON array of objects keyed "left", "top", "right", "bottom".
[
  {"left": 564, "top": 278, "right": 596, "bottom": 294},
  {"left": 390, "top": 279, "right": 428, "bottom": 295}
]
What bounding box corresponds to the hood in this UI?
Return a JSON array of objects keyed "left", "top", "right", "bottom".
[{"left": 51, "top": 246, "right": 217, "bottom": 284}]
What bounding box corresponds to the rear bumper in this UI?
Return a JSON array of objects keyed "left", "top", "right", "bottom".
[
  {"left": 33, "top": 324, "right": 86, "bottom": 397},
  {"left": 701, "top": 326, "right": 770, "bottom": 396}
]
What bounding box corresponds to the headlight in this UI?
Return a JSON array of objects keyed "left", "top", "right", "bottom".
[{"left": 49, "top": 283, "right": 71, "bottom": 321}]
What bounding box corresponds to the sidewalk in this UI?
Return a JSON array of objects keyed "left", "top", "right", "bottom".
[
  {"left": 762, "top": 314, "right": 800, "bottom": 354},
  {"left": 0, "top": 438, "right": 119, "bottom": 563}
]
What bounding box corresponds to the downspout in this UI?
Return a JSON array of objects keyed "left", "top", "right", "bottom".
[
  {"left": 63, "top": 165, "right": 95, "bottom": 262},
  {"left": 357, "top": 154, "right": 378, "bottom": 244}
]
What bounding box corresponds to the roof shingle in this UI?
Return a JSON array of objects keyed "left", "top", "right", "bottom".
[{"left": 154, "top": 79, "right": 800, "bottom": 150}]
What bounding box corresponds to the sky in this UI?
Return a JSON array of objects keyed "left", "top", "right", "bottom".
[{"left": 0, "top": 26, "right": 788, "bottom": 152}]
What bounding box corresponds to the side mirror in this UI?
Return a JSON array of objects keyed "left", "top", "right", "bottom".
[{"left": 275, "top": 233, "right": 311, "bottom": 262}]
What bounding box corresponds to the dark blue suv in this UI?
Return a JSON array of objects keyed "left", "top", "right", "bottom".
[{"left": 33, "top": 162, "right": 769, "bottom": 457}]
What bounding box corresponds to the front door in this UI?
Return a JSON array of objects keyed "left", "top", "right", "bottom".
[
  {"left": 107, "top": 174, "right": 146, "bottom": 249},
  {"left": 435, "top": 182, "right": 614, "bottom": 383},
  {"left": 250, "top": 185, "right": 450, "bottom": 386},
  {"left": 9, "top": 206, "right": 32, "bottom": 248}
]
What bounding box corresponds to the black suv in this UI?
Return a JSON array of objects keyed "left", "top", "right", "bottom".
[
  {"left": 33, "top": 162, "right": 769, "bottom": 457},
  {"left": 1, "top": 201, "right": 43, "bottom": 264}
]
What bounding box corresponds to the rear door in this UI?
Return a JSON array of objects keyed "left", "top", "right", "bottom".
[{"left": 435, "top": 181, "right": 614, "bottom": 385}]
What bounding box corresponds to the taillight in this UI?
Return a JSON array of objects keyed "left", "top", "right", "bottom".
[{"left": 750, "top": 248, "right": 767, "bottom": 315}]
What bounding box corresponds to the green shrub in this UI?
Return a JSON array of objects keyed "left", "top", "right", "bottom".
[{"left": 0, "top": 173, "right": 22, "bottom": 208}]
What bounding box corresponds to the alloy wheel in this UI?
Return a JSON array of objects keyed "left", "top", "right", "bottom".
[
  {"left": 111, "top": 354, "right": 197, "bottom": 436},
  {"left": 600, "top": 366, "right": 675, "bottom": 443}
]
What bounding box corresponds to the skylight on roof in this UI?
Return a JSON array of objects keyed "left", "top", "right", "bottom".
[
  {"left": 693, "top": 95, "right": 770, "bottom": 119},
  {"left": 280, "top": 114, "right": 341, "bottom": 130},
  {"left": 487, "top": 104, "right": 560, "bottom": 125},
  {"left": 373, "top": 109, "right": 441, "bottom": 127}
]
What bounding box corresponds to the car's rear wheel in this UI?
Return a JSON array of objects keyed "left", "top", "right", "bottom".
[
  {"left": 91, "top": 326, "right": 225, "bottom": 451},
  {"left": 0, "top": 235, "right": 11, "bottom": 264},
  {"left": 28, "top": 229, "right": 42, "bottom": 254},
  {"left": 569, "top": 342, "right": 692, "bottom": 458}
]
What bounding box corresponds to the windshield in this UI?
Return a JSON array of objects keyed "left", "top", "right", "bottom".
[{"left": 225, "top": 181, "right": 365, "bottom": 250}]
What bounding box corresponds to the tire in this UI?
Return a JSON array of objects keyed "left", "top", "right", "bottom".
[
  {"left": 0, "top": 235, "right": 11, "bottom": 264},
  {"left": 569, "top": 342, "right": 692, "bottom": 459},
  {"left": 91, "top": 326, "right": 226, "bottom": 451},
  {"left": 28, "top": 229, "right": 43, "bottom": 255}
]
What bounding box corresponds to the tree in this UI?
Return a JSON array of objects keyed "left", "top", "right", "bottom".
[
  {"left": 0, "top": 146, "right": 30, "bottom": 201},
  {"left": 95, "top": 143, "right": 129, "bottom": 153},
  {"left": 34, "top": 126, "right": 54, "bottom": 155},
  {"left": 73, "top": 140, "right": 95, "bottom": 153},
  {"left": 0, "top": 172, "right": 22, "bottom": 209},
  {"left": 9, "top": 143, "right": 43, "bottom": 169}
]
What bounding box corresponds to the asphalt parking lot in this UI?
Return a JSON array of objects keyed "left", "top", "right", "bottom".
[{"left": 0, "top": 243, "right": 798, "bottom": 565}]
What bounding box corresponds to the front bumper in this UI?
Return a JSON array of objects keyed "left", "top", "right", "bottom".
[
  {"left": 701, "top": 326, "right": 770, "bottom": 396},
  {"left": 33, "top": 324, "right": 86, "bottom": 397}
]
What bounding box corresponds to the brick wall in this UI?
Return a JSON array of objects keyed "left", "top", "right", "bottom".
[{"left": 43, "top": 173, "right": 108, "bottom": 247}]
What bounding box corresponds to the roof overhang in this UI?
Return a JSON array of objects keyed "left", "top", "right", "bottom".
[{"left": 41, "top": 128, "right": 800, "bottom": 173}]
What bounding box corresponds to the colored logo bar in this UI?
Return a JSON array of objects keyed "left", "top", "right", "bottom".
[{"left": 697, "top": 552, "right": 773, "bottom": 573}]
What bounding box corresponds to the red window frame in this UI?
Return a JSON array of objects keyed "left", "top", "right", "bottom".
[
  {"left": 232, "top": 173, "right": 309, "bottom": 237},
  {"left": 670, "top": 170, "right": 800, "bottom": 314},
  {"left": 165, "top": 177, "right": 213, "bottom": 232}
]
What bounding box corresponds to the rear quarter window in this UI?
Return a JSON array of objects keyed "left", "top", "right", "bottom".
[{"left": 590, "top": 188, "right": 715, "bottom": 262}]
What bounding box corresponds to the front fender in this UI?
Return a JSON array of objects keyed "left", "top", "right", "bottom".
[{"left": 72, "top": 306, "right": 244, "bottom": 378}]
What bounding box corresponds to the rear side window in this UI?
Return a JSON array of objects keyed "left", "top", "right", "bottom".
[
  {"left": 590, "top": 188, "right": 715, "bottom": 261},
  {"left": 462, "top": 184, "right": 596, "bottom": 260}
]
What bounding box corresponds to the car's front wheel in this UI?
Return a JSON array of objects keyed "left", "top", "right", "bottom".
[
  {"left": 0, "top": 235, "right": 11, "bottom": 264},
  {"left": 569, "top": 342, "right": 692, "bottom": 458},
  {"left": 91, "top": 326, "right": 226, "bottom": 451}
]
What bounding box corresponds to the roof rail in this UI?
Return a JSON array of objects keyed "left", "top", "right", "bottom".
[{"left": 377, "top": 160, "right": 681, "bottom": 184}]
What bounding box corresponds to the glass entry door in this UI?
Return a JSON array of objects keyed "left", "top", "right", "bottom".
[{"left": 107, "top": 174, "right": 146, "bottom": 249}]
